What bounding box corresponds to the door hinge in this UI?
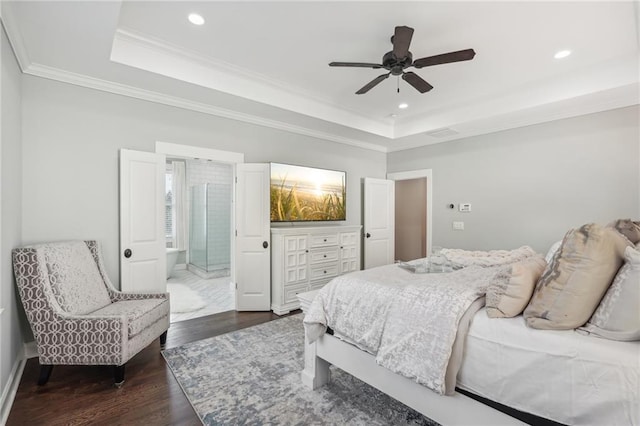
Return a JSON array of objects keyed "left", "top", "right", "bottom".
[
  {"left": 235, "top": 176, "right": 238, "bottom": 183},
  {"left": 235, "top": 282, "right": 238, "bottom": 289},
  {"left": 235, "top": 229, "right": 238, "bottom": 237}
]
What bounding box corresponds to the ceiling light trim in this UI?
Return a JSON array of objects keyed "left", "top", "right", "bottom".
[
  {"left": 187, "top": 13, "right": 205, "bottom": 26},
  {"left": 112, "top": 28, "right": 393, "bottom": 138},
  {"left": 24, "top": 62, "right": 388, "bottom": 153}
]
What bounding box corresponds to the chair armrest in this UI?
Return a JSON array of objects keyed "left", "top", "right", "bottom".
[
  {"left": 33, "top": 312, "right": 128, "bottom": 365},
  {"left": 108, "top": 289, "right": 169, "bottom": 302}
]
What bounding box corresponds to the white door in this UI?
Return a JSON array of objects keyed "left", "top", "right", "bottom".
[
  {"left": 119, "top": 149, "right": 167, "bottom": 292},
  {"left": 235, "top": 163, "right": 271, "bottom": 310},
  {"left": 364, "top": 177, "right": 395, "bottom": 269}
]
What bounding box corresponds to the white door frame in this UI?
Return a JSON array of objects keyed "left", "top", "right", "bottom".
[
  {"left": 386, "top": 169, "right": 433, "bottom": 256},
  {"left": 155, "top": 141, "right": 244, "bottom": 288}
]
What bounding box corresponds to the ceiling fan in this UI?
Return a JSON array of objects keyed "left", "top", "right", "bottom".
[{"left": 329, "top": 26, "right": 476, "bottom": 95}]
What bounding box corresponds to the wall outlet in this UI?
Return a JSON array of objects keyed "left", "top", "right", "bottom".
[{"left": 453, "top": 221, "right": 464, "bottom": 230}]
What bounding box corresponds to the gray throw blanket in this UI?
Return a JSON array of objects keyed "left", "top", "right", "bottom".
[{"left": 304, "top": 263, "right": 503, "bottom": 395}]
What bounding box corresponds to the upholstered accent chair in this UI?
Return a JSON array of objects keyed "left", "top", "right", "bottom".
[{"left": 12, "top": 240, "right": 170, "bottom": 387}]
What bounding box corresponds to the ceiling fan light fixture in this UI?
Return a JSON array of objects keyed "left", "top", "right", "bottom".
[
  {"left": 188, "top": 13, "right": 205, "bottom": 26},
  {"left": 398, "top": 103, "right": 409, "bottom": 109},
  {"left": 554, "top": 49, "right": 571, "bottom": 59}
]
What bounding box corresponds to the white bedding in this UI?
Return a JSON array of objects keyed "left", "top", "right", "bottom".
[
  {"left": 459, "top": 308, "right": 640, "bottom": 425},
  {"left": 304, "top": 263, "right": 499, "bottom": 395}
]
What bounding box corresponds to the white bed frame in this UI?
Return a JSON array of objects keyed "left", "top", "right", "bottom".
[{"left": 298, "top": 291, "right": 526, "bottom": 426}]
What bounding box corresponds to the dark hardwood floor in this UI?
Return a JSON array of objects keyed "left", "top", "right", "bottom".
[{"left": 7, "top": 310, "right": 298, "bottom": 426}]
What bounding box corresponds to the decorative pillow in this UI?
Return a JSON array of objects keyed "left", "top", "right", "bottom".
[
  {"left": 440, "top": 246, "right": 536, "bottom": 268},
  {"left": 43, "top": 241, "right": 112, "bottom": 315},
  {"left": 524, "top": 223, "right": 631, "bottom": 330},
  {"left": 486, "top": 255, "right": 547, "bottom": 318},
  {"left": 607, "top": 218, "right": 640, "bottom": 244},
  {"left": 579, "top": 246, "right": 640, "bottom": 341},
  {"left": 544, "top": 240, "right": 562, "bottom": 264}
]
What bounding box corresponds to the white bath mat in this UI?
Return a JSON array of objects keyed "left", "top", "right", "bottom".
[{"left": 167, "top": 283, "right": 206, "bottom": 313}]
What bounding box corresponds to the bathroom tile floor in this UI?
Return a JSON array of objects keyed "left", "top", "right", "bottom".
[{"left": 167, "top": 268, "right": 235, "bottom": 323}]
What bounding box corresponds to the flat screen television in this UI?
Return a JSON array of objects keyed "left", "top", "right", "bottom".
[{"left": 270, "top": 162, "right": 346, "bottom": 222}]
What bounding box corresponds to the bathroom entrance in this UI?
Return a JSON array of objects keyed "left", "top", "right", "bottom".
[{"left": 164, "top": 151, "right": 238, "bottom": 323}]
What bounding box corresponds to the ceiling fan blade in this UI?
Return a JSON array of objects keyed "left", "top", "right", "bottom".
[
  {"left": 356, "top": 73, "right": 390, "bottom": 95},
  {"left": 329, "top": 62, "right": 384, "bottom": 69},
  {"left": 413, "top": 49, "right": 476, "bottom": 69},
  {"left": 392, "top": 26, "right": 414, "bottom": 59},
  {"left": 402, "top": 72, "right": 433, "bottom": 93}
]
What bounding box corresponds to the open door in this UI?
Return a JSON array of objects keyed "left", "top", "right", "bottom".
[
  {"left": 235, "top": 163, "right": 271, "bottom": 310},
  {"left": 364, "top": 177, "right": 395, "bottom": 269},
  {"left": 119, "top": 149, "right": 167, "bottom": 292}
]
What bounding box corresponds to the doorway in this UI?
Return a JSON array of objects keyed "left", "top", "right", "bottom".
[
  {"left": 158, "top": 142, "right": 244, "bottom": 322},
  {"left": 387, "top": 169, "right": 433, "bottom": 260},
  {"left": 395, "top": 178, "right": 427, "bottom": 261}
]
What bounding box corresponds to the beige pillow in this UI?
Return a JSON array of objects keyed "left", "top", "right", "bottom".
[
  {"left": 524, "top": 223, "right": 630, "bottom": 330},
  {"left": 579, "top": 246, "right": 640, "bottom": 341},
  {"left": 486, "top": 255, "right": 547, "bottom": 318},
  {"left": 607, "top": 218, "right": 640, "bottom": 244}
]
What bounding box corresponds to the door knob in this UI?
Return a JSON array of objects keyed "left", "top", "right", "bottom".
[
  {"left": 263, "top": 241, "right": 269, "bottom": 249},
  {"left": 124, "top": 249, "right": 132, "bottom": 258},
  {"left": 366, "top": 233, "right": 371, "bottom": 238}
]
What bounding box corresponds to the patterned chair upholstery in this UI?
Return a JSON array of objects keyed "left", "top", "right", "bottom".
[{"left": 12, "top": 240, "right": 170, "bottom": 387}]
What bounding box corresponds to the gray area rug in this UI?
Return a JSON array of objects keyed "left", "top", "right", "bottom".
[{"left": 162, "top": 315, "right": 439, "bottom": 425}]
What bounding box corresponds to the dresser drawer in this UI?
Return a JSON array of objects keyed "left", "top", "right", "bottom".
[
  {"left": 284, "top": 283, "right": 309, "bottom": 304},
  {"left": 310, "top": 233, "right": 338, "bottom": 248},
  {"left": 309, "top": 247, "right": 339, "bottom": 264},
  {"left": 309, "top": 264, "right": 338, "bottom": 281},
  {"left": 309, "top": 279, "right": 331, "bottom": 291}
]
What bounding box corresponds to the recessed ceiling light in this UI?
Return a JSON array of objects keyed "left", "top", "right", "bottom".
[
  {"left": 554, "top": 50, "right": 571, "bottom": 59},
  {"left": 188, "top": 13, "right": 205, "bottom": 26},
  {"left": 398, "top": 103, "right": 408, "bottom": 109}
]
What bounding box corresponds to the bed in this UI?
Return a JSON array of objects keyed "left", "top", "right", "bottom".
[{"left": 300, "top": 230, "right": 640, "bottom": 426}]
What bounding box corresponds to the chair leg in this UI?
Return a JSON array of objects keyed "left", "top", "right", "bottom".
[
  {"left": 159, "top": 330, "right": 168, "bottom": 347},
  {"left": 37, "top": 365, "right": 53, "bottom": 386},
  {"left": 114, "top": 364, "right": 125, "bottom": 388}
]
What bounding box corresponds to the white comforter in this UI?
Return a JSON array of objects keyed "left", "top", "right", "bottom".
[{"left": 303, "top": 263, "right": 502, "bottom": 395}]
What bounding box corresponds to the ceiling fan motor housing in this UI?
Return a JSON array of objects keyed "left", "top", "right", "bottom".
[{"left": 383, "top": 51, "right": 413, "bottom": 75}]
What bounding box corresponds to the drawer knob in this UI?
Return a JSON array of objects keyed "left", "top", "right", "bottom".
[
  {"left": 323, "top": 254, "right": 327, "bottom": 258},
  {"left": 324, "top": 238, "right": 327, "bottom": 242},
  {"left": 324, "top": 270, "right": 327, "bottom": 274}
]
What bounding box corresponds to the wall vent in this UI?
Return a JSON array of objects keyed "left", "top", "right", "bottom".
[{"left": 426, "top": 128, "right": 459, "bottom": 138}]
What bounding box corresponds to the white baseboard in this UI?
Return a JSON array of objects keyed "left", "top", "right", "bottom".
[
  {"left": 0, "top": 355, "right": 26, "bottom": 425},
  {"left": 174, "top": 263, "right": 187, "bottom": 271}
]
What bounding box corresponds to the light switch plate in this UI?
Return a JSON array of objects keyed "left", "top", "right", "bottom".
[{"left": 453, "top": 221, "right": 464, "bottom": 230}]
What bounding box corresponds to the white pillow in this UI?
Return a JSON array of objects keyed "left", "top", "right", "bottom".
[{"left": 579, "top": 245, "right": 640, "bottom": 341}]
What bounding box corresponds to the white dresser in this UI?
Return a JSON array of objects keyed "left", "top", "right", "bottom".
[{"left": 271, "top": 225, "right": 362, "bottom": 315}]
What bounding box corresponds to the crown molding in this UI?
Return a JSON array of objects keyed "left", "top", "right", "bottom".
[
  {"left": 1, "top": 2, "right": 30, "bottom": 71},
  {"left": 24, "top": 62, "right": 388, "bottom": 153},
  {"left": 386, "top": 82, "right": 640, "bottom": 153},
  {"left": 111, "top": 28, "right": 393, "bottom": 139}
]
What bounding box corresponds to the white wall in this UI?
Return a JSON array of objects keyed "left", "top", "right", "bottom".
[
  {"left": 1, "top": 23, "right": 25, "bottom": 419},
  {"left": 388, "top": 106, "right": 640, "bottom": 254},
  {"left": 21, "top": 75, "right": 387, "bottom": 286}
]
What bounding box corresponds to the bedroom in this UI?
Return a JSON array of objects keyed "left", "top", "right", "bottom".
[{"left": 1, "top": 1, "right": 638, "bottom": 424}]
